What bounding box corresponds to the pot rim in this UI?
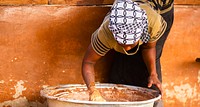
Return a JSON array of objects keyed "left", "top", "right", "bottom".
[{"left": 41, "top": 83, "right": 161, "bottom": 105}]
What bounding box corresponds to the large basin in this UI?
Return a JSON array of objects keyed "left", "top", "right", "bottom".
[{"left": 40, "top": 83, "right": 161, "bottom": 107}]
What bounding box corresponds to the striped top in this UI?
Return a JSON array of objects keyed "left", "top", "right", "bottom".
[
  {"left": 147, "top": 0, "right": 174, "bottom": 14},
  {"left": 91, "top": 1, "right": 167, "bottom": 56},
  {"left": 113, "top": 0, "right": 174, "bottom": 14}
]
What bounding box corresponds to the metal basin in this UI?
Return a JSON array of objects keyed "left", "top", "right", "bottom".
[{"left": 40, "top": 83, "right": 161, "bottom": 107}]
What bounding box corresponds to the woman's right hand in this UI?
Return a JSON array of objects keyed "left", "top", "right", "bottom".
[{"left": 89, "top": 89, "right": 106, "bottom": 102}]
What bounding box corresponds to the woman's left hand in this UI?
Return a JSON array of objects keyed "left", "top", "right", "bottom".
[{"left": 148, "top": 74, "right": 162, "bottom": 94}]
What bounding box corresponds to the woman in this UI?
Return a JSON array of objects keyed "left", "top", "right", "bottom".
[{"left": 82, "top": 0, "right": 170, "bottom": 103}]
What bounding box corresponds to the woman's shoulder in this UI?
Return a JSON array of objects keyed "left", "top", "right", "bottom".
[{"left": 138, "top": 4, "right": 167, "bottom": 43}]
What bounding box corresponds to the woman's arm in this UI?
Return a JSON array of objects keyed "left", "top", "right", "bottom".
[
  {"left": 141, "top": 42, "right": 162, "bottom": 93},
  {"left": 82, "top": 44, "right": 101, "bottom": 90},
  {"left": 82, "top": 44, "right": 106, "bottom": 101}
]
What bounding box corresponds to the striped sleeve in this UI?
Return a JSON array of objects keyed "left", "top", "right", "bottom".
[
  {"left": 148, "top": 16, "right": 167, "bottom": 43},
  {"left": 147, "top": 0, "right": 174, "bottom": 14},
  {"left": 91, "top": 27, "right": 111, "bottom": 56}
]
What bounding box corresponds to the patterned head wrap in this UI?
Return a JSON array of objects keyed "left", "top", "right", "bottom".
[{"left": 108, "top": 0, "right": 150, "bottom": 45}]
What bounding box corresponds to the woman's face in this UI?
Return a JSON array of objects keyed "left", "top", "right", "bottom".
[{"left": 118, "top": 41, "right": 139, "bottom": 51}]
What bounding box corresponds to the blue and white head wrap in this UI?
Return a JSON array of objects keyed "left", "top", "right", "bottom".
[{"left": 108, "top": 0, "right": 150, "bottom": 45}]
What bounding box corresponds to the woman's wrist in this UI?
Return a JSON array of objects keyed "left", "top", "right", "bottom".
[
  {"left": 149, "top": 71, "right": 158, "bottom": 76},
  {"left": 88, "top": 82, "right": 96, "bottom": 93}
]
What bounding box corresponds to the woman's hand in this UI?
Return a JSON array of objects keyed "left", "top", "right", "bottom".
[
  {"left": 148, "top": 74, "right": 162, "bottom": 94},
  {"left": 89, "top": 89, "right": 106, "bottom": 102}
]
